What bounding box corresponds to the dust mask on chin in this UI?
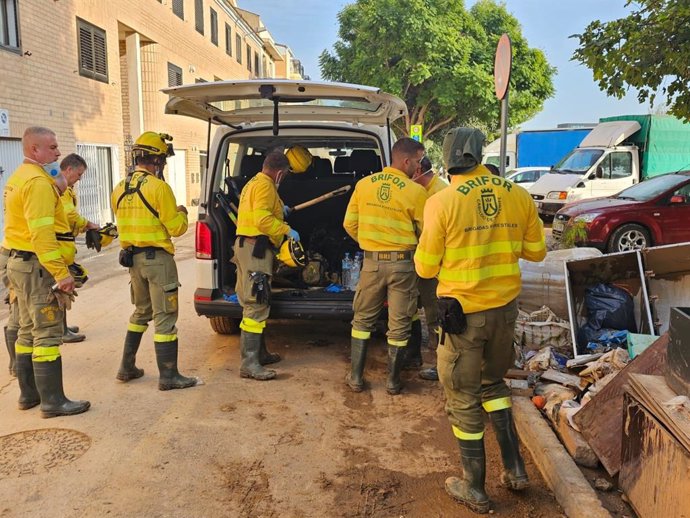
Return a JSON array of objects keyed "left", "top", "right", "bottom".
[{"left": 25, "top": 157, "right": 60, "bottom": 178}]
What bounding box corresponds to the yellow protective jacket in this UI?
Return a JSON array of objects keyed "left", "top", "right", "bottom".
[
  {"left": 415, "top": 165, "right": 546, "bottom": 314},
  {"left": 343, "top": 167, "right": 427, "bottom": 251},
  {"left": 235, "top": 172, "right": 290, "bottom": 249},
  {"left": 426, "top": 175, "right": 448, "bottom": 196},
  {"left": 61, "top": 187, "right": 89, "bottom": 236},
  {"left": 111, "top": 169, "right": 188, "bottom": 255},
  {"left": 2, "top": 163, "right": 71, "bottom": 281}
]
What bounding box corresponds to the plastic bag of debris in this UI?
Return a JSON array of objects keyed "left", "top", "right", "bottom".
[{"left": 515, "top": 306, "right": 572, "bottom": 355}]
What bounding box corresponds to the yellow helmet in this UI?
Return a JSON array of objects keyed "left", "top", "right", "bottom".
[
  {"left": 276, "top": 238, "right": 307, "bottom": 268},
  {"left": 132, "top": 132, "right": 175, "bottom": 159},
  {"left": 99, "top": 222, "right": 118, "bottom": 248},
  {"left": 285, "top": 145, "right": 313, "bottom": 174}
]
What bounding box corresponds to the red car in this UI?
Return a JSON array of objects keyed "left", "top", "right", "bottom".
[{"left": 553, "top": 172, "right": 690, "bottom": 253}]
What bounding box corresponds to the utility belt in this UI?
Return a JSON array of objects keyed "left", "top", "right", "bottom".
[
  {"left": 9, "top": 249, "right": 37, "bottom": 261},
  {"left": 364, "top": 250, "right": 412, "bottom": 262},
  {"left": 118, "top": 245, "right": 165, "bottom": 267},
  {"left": 237, "top": 235, "right": 273, "bottom": 259}
]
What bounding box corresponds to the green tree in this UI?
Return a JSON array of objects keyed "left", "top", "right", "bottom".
[
  {"left": 573, "top": 1, "right": 690, "bottom": 121},
  {"left": 319, "top": 0, "right": 556, "bottom": 141}
]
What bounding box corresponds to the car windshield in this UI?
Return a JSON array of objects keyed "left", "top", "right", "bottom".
[
  {"left": 615, "top": 174, "right": 689, "bottom": 201},
  {"left": 553, "top": 149, "right": 604, "bottom": 174}
]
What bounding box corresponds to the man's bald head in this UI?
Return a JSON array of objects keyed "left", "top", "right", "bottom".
[{"left": 23, "top": 126, "right": 60, "bottom": 165}]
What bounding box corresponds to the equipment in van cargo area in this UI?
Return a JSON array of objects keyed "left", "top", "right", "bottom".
[{"left": 164, "top": 80, "right": 408, "bottom": 332}]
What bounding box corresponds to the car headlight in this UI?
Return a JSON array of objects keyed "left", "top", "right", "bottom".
[
  {"left": 546, "top": 191, "right": 568, "bottom": 200},
  {"left": 573, "top": 213, "right": 601, "bottom": 224}
]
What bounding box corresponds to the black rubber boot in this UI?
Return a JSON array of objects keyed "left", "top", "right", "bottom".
[
  {"left": 116, "top": 331, "right": 145, "bottom": 382},
  {"left": 419, "top": 366, "right": 439, "bottom": 381},
  {"left": 155, "top": 340, "right": 199, "bottom": 390},
  {"left": 386, "top": 346, "right": 405, "bottom": 395},
  {"left": 5, "top": 326, "right": 17, "bottom": 377},
  {"left": 62, "top": 314, "right": 85, "bottom": 343},
  {"left": 346, "top": 337, "right": 368, "bottom": 392},
  {"left": 402, "top": 320, "right": 423, "bottom": 370},
  {"left": 259, "top": 334, "right": 281, "bottom": 366},
  {"left": 16, "top": 353, "right": 40, "bottom": 410},
  {"left": 489, "top": 408, "right": 530, "bottom": 490},
  {"left": 33, "top": 357, "right": 90, "bottom": 418},
  {"left": 67, "top": 325, "right": 80, "bottom": 333},
  {"left": 445, "top": 439, "right": 490, "bottom": 514},
  {"left": 240, "top": 331, "right": 276, "bottom": 380}
]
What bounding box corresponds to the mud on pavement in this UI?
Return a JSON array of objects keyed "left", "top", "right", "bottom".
[{"left": 0, "top": 239, "right": 562, "bottom": 517}]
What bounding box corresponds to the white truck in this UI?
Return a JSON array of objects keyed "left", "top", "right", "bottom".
[{"left": 529, "top": 115, "right": 690, "bottom": 218}]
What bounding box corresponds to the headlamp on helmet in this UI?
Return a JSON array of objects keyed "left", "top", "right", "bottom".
[{"left": 276, "top": 238, "right": 307, "bottom": 268}]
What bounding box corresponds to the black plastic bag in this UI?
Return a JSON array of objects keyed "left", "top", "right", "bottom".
[{"left": 577, "top": 283, "right": 636, "bottom": 348}]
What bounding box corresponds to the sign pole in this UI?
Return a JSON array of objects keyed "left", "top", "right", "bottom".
[{"left": 494, "top": 33, "right": 512, "bottom": 177}]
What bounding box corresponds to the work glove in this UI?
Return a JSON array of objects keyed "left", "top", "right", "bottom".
[
  {"left": 283, "top": 205, "right": 293, "bottom": 218},
  {"left": 85, "top": 228, "right": 102, "bottom": 252},
  {"left": 287, "top": 229, "right": 300, "bottom": 242},
  {"left": 51, "top": 288, "right": 77, "bottom": 311}
]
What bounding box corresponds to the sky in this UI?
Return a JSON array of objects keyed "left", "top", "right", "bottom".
[{"left": 241, "top": 0, "right": 655, "bottom": 130}]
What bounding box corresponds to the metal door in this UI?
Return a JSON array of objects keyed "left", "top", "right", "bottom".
[
  {"left": 76, "top": 144, "right": 114, "bottom": 224},
  {"left": 0, "top": 138, "right": 23, "bottom": 241}
]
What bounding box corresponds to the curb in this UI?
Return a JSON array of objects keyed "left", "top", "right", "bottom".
[{"left": 512, "top": 397, "right": 612, "bottom": 518}]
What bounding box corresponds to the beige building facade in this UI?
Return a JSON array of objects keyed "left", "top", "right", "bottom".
[{"left": 0, "top": 0, "right": 303, "bottom": 232}]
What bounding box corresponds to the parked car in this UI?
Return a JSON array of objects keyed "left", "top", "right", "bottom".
[
  {"left": 552, "top": 172, "right": 690, "bottom": 253},
  {"left": 163, "top": 80, "right": 407, "bottom": 334},
  {"left": 506, "top": 167, "right": 550, "bottom": 190}
]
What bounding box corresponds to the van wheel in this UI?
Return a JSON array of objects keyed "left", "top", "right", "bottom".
[
  {"left": 608, "top": 224, "right": 651, "bottom": 253},
  {"left": 209, "top": 316, "right": 240, "bottom": 335}
]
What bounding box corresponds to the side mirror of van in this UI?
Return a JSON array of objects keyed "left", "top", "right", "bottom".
[{"left": 595, "top": 166, "right": 604, "bottom": 179}]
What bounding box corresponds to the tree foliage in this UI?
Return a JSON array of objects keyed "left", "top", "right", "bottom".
[
  {"left": 573, "top": 0, "right": 690, "bottom": 121},
  {"left": 319, "top": 0, "right": 555, "bottom": 141}
]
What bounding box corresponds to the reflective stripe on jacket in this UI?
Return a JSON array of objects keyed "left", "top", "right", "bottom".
[
  {"left": 61, "top": 187, "right": 88, "bottom": 235},
  {"left": 111, "top": 169, "right": 187, "bottom": 255},
  {"left": 235, "top": 172, "right": 290, "bottom": 249},
  {"left": 414, "top": 164, "right": 546, "bottom": 313},
  {"left": 1, "top": 163, "right": 71, "bottom": 281},
  {"left": 343, "top": 167, "right": 426, "bottom": 251}
]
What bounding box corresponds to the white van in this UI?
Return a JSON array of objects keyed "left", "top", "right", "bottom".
[{"left": 163, "top": 80, "right": 407, "bottom": 334}]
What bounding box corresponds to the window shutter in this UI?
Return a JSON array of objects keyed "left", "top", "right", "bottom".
[
  {"left": 79, "top": 25, "right": 94, "bottom": 72},
  {"left": 195, "top": 0, "right": 204, "bottom": 34},
  {"left": 77, "top": 19, "right": 108, "bottom": 83},
  {"left": 225, "top": 24, "right": 232, "bottom": 56},
  {"left": 168, "top": 62, "right": 183, "bottom": 87},
  {"left": 172, "top": 0, "right": 184, "bottom": 19}
]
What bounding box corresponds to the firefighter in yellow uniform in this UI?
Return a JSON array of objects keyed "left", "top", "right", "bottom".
[
  {"left": 343, "top": 138, "right": 427, "bottom": 395},
  {"left": 233, "top": 149, "right": 306, "bottom": 381},
  {"left": 405, "top": 156, "right": 448, "bottom": 376},
  {"left": 415, "top": 128, "right": 546, "bottom": 513},
  {"left": 2, "top": 126, "right": 90, "bottom": 417},
  {"left": 59, "top": 153, "right": 99, "bottom": 343},
  {"left": 111, "top": 131, "right": 199, "bottom": 391}
]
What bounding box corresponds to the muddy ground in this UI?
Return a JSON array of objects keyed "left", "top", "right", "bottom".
[{"left": 0, "top": 234, "right": 570, "bottom": 517}]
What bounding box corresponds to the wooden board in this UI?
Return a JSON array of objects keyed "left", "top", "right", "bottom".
[
  {"left": 573, "top": 333, "right": 669, "bottom": 476},
  {"left": 619, "top": 395, "right": 690, "bottom": 518},
  {"left": 627, "top": 374, "right": 690, "bottom": 452},
  {"left": 541, "top": 369, "right": 583, "bottom": 391}
]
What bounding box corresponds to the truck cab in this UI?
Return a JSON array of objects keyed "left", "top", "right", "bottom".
[{"left": 529, "top": 121, "right": 642, "bottom": 217}]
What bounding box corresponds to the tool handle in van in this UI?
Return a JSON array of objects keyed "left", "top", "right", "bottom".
[{"left": 290, "top": 185, "right": 352, "bottom": 214}]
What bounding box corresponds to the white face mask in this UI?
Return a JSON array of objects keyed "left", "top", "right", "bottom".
[{"left": 25, "top": 157, "right": 60, "bottom": 177}]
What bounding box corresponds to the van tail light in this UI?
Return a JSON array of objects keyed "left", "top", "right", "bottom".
[{"left": 196, "top": 221, "right": 213, "bottom": 259}]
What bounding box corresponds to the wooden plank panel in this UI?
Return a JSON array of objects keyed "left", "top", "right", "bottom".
[{"left": 573, "top": 333, "right": 669, "bottom": 476}]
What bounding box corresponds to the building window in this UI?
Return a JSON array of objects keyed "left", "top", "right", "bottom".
[
  {"left": 246, "top": 47, "right": 251, "bottom": 71},
  {"left": 172, "top": 0, "right": 184, "bottom": 20},
  {"left": 77, "top": 18, "right": 108, "bottom": 83},
  {"left": 254, "top": 52, "right": 259, "bottom": 76},
  {"left": 168, "top": 62, "right": 183, "bottom": 87},
  {"left": 210, "top": 8, "right": 218, "bottom": 46},
  {"left": 194, "top": 0, "right": 203, "bottom": 35},
  {"left": 0, "top": 0, "right": 20, "bottom": 51},
  {"left": 235, "top": 34, "right": 242, "bottom": 64},
  {"left": 225, "top": 23, "right": 231, "bottom": 56}
]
